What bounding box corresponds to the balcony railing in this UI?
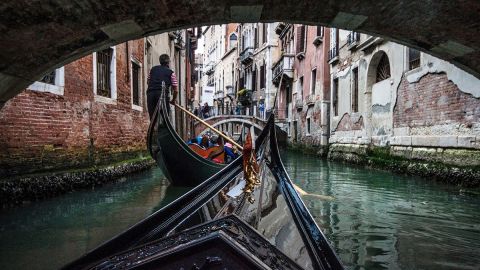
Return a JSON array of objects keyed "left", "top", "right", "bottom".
[
  {"left": 328, "top": 47, "right": 339, "bottom": 64},
  {"left": 347, "top": 32, "right": 360, "bottom": 49},
  {"left": 240, "top": 47, "right": 254, "bottom": 64},
  {"left": 305, "top": 94, "right": 316, "bottom": 106},
  {"left": 272, "top": 53, "right": 295, "bottom": 84},
  {"left": 205, "top": 62, "right": 215, "bottom": 75},
  {"left": 226, "top": 86, "right": 235, "bottom": 96}
]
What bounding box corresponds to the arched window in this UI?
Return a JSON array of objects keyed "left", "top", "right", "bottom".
[
  {"left": 229, "top": 33, "right": 237, "bottom": 50},
  {"left": 376, "top": 53, "right": 391, "bottom": 82}
]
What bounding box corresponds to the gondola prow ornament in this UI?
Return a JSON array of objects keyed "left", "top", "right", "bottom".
[{"left": 242, "top": 127, "right": 260, "bottom": 203}]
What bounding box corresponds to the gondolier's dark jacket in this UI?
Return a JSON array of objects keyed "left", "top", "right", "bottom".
[{"left": 147, "top": 65, "right": 174, "bottom": 93}]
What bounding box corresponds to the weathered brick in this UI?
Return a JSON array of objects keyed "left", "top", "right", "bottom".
[{"left": 0, "top": 39, "right": 149, "bottom": 178}]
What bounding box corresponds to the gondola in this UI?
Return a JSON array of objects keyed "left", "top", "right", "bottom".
[
  {"left": 146, "top": 94, "right": 226, "bottom": 186},
  {"left": 63, "top": 100, "right": 344, "bottom": 269}
]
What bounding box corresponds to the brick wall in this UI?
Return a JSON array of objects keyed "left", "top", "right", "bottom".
[
  {"left": 394, "top": 73, "right": 480, "bottom": 129},
  {"left": 0, "top": 39, "right": 149, "bottom": 178}
]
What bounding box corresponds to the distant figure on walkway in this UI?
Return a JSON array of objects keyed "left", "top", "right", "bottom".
[
  {"left": 202, "top": 102, "right": 210, "bottom": 118},
  {"left": 146, "top": 54, "right": 178, "bottom": 118},
  {"left": 259, "top": 103, "right": 265, "bottom": 119}
]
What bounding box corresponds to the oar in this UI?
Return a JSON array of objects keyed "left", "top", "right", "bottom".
[{"left": 174, "top": 103, "right": 243, "bottom": 150}]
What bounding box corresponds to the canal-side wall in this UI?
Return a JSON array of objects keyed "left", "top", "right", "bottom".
[
  {"left": 327, "top": 58, "right": 480, "bottom": 186},
  {"left": 289, "top": 38, "right": 480, "bottom": 186},
  {"left": 0, "top": 157, "right": 155, "bottom": 206},
  {"left": 0, "top": 39, "right": 149, "bottom": 179}
]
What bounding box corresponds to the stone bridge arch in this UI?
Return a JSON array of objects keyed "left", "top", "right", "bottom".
[
  {"left": 195, "top": 115, "right": 266, "bottom": 136},
  {"left": 194, "top": 115, "right": 287, "bottom": 145},
  {"left": 1, "top": 1, "right": 480, "bottom": 108}
]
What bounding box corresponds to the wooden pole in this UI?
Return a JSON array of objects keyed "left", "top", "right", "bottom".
[{"left": 174, "top": 103, "right": 244, "bottom": 150}]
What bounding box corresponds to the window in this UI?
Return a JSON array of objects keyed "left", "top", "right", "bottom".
[
  {"left": 131, "top": 61, "right": 141, "bottom": 107},
  {"left": 252, "top": 68, "right": 257, "bottom": 91},
  {"left": 298, "top": 76, "right": 304, "bottom": 94},
  {"left": 260, "top": 64, "right": 266, "bottom": 89},
  {"left": 310, "top": 69, "right": 317, "bottom": 94},
  {"left": 262, "top": 23, "right": 267, "bottom": 44},
  {"left": 306, "top": 117, "right": 311, "bottom": 135},
  {"left": 408, "top": 48, "right": 421, "bottom": 70},
  {"left": 333, "top": 78, "right": 338, "bottom": 116},
  {"left": 28, "top": 67, "right": 65, "bottom": 95},
  {"left": 317, "top": 26, "right": 324, "bottom": 37},
  {"left": 352, "top": 67, "right": 359, "bottom": 112},
  {"left": 347, "top": 31, "right": 360, "bottom": 46},
  {"left": 329, "top": 28, "right": 339, "bottom": 61},
  {"left": 376, "top": 53, "right": 391, "bottom": 82},
  {"left": 40, "top": 71, "right": 56, "bottom": 85},
  {"left": 93, "top": 46, "right": 117, "bottom": 104},
  {"left": 296, "top": 25, "right": 306, "bottom": 54},
  {"left": 229, "top": 33, "right": 237, "bottom": 50},
  {"left": 254, "top": 27, "right": 259, "bottom": 49},
  {"left": 95, "top": 47, "right": 114, "bottom": 98}
]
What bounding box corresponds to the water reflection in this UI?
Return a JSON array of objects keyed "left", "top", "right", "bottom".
[
  {"left": 1, "top": 152, "right": 479, "bottom": 270},
  {"left": 0, "top": 168, "right": 187, "bottom": 270},
  {"left": 281, "top": 150, "right": 480, "bottom": 270}
]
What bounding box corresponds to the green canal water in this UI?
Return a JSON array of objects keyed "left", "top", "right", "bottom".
[{"left": 1, "top": 151, "right": 479, "bottom": 269}]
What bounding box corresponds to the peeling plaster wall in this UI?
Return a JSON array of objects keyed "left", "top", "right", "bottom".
[{"left": 407, "top": 54, "right": 480, "bottom": 98}]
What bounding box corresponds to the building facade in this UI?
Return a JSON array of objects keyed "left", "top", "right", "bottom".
[
  {"left": 0, "top": 30, "right": 198, "bottom": 178},
  {"left": 327, "top": 29, "right": 480, "bottom": 178},
  {"left": 237, "top": 22, "right": 279, "bottom": 117}
]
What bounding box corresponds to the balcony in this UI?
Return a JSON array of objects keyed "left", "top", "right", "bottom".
[
  {"left": 272, "top": 53, "right": 294, "bottom": 85},
  {"left": 347, "top": 32, "right": 360, "bottom": 50},
  {"left": 214, "top": 90, "right": 224, "bottom": 101},
  {"left": 237, "top": 89, "right": 253, "bottom": 106},
  {"left": 252, "top": 88, "right": 266, "bottom": 102},
  {"left": 295, "top": 98, "right": 303, "bottom": 110},
  {"left": 240, "top": 47, "right": 254, "bottom": 65},
  {"left": 226, "top": 85, "right": 235, "bottom": 96},
  {"left": 328, "top": 47, "right": 339, "bottom": 64},
  {"left": 205, "top": 62, "right": 215, "bottom": 75},
  {"left": 305, "top": 94, "right": 316, "bottom": 106}
]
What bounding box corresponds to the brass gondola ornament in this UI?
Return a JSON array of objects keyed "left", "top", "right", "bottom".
[{"left": 242, "top": 127, "right": 260, "bottom": 204}]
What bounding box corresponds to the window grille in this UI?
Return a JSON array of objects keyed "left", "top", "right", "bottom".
[
  {"left": 96, "top": 48, "right": 113, "bottom": 97},
  {"left": 376, "top": 54, "right": 391, "bottom": 82},
  {"left": 409, "top": 48, "right": 420, "bottom": 70},
  {"left": 132, "top": 62, "right": 140, "bottom": 106},
  {"left": 40, "top": 70, "right": 56, "bottom": 85}
]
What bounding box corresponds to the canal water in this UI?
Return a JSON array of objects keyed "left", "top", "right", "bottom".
[{"left": 1, "top": 151, "right": 479, "bottom": 269}]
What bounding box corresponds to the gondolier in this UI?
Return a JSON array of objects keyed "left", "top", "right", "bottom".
[{"left": 147, "top": 54, "right": 178, "bottom": 118}]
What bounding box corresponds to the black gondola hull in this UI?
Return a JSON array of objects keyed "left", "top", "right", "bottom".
[{"left": 148, "top": 96, "right": 225, "bottom": 187}]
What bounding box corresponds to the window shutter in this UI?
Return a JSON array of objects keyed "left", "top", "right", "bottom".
[
  {"left": 254, "top": 27, "right": 259, "bottom": 49},
  {"left": 296, "top": 26, "right": 306, "bottom": 53},
  {"left": 296, "top": 26, "right": 302, "bottom": 54}
]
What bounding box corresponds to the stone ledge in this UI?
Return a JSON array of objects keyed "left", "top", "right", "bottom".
[
  {"left": 391, "top": 135, "right": 479, "bottom": 149},
  {"left": 0, "top": 157, "right": 155, "bottom": 207},
  {"left": 327, "top": 143, "right": 480, "bottom": 187}
]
